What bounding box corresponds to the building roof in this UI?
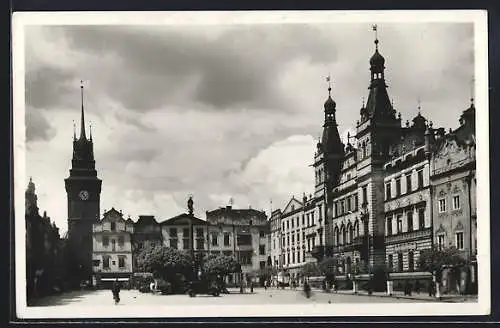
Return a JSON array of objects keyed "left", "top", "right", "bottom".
[
  {"left": 159, "top": 213, "right": 206, "bottom": 226},
  {"left": 135, "top": 215, "right": 159, "bottom": 226}
]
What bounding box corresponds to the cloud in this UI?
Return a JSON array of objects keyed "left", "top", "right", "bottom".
[
  {"left": 22, "top": 22, "right": 475, "bottom": 235},
  {"left": 25, "top": 107, "right": 56, "bottom": 142}
]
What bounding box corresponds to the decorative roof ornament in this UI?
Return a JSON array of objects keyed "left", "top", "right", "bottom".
[{"left": 79, "top": 80, "right": 87, "bottom": 140}]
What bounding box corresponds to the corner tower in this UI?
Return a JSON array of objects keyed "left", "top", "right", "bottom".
[
  {"left": 64, "top": 81, "right": 102, "bottom": 285},
  {"left": 355, "top": 25, "right": 401, "bottom": 277}
]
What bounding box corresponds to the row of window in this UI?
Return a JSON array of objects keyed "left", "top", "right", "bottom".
[
  {"left": 334, "top": 194, "right": 358, "bottom": 217},
  {"left": 102, "top": 236, "right": 125, "bottom": 248},
  {"left": 385, "top": 169, "right": 425, "bottom": 200},
  {"left": 282, "top": 209, "right": 321, "bottom": 231},
  {"left": 387, "top": 251, "right": 415, "bottom": 272},
  {"left": 93, "top": 255, "right": 127, "bottom": 269},
  {"left": 333, "top": 221, "right": 360, "bottom": 246},
  {"left": 438, "top": 195, "right": 461, "bottom": 213},
  {"left": 283, "top": 250, "right": 308, "bottom": 266},
  {"left": 437, "top": 231, "right": 464, "bottom": 250},
  {"left": 386, "top": 208, "right": 425, "bottom": 235}
]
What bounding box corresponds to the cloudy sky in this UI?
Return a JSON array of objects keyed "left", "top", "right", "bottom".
[{"left": 23, "top": 21, "right": 474, "bottom": 235}]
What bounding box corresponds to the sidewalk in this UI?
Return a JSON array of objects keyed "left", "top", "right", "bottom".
[{"left": 321, "top": 288, "right": 477, "bottom": 303}]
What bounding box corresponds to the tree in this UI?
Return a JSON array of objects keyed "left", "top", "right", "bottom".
[
  {"left": 300, "top": 262, "right": 321, "bottom": 279},
  {"left": 418, "top": 246, "right": 467, "bottom": 283},
  {"left": 202, "top": 255, "right": 241, "bottom": 277},
  {"left": 136, "top": 245, "right": 193, "bottom": 281},
  {"left": 318, "top": 257, "right": 337, "bottom": 283}
]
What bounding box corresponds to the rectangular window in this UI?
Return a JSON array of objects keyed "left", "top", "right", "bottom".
[
  {"left": 407, "top": 211, "right": 413, "bottom": 232},
  {"left": 260, "top": 230, "right": 265, "bottom": 238},
  {"left": 170, "top": 238, "right": 178, "bottom": 249},
  {"left": 388, "top": 254, "right": 393, "bottom": 270},
  {"left": 111, "top": 239, "right": 116, "bottom": 251},
  {"left": 302, "top": 231, "right": 305, "bottom": 241},
  {"left": 354, "top": 195, "right": 358, "bottom": 210},
  {"left": 303, "top": 250, "right": 306, "bottom": 262},
  {"left": 453, "top": 195, "right": 460, "bottom": 210},
  {"left": 385, "top": 183, "right": 392, "bottom": 200},
  {"left": 286, "top": 221, "right": 289, "bottom": 230},
  {"left": 456, "top": 232, "right": 464, "bottom": 250},
  {"left": 297, "top": 232, "right": 300, "bottom": 243},
  {"left": 406, "top": 174, "right": 412, "bottom": 193},
  {"left": 291, "top": 219, "right": 294, "bottom": 229},
  {"left": 296, "top": 217, "right": 300, "bottom": 227},
  {"left": 92, "top": 259, "right": 100, "bottom": 267},
  {"left": 292, "top": 252, "right": 295, "bottom": 263},
  {"left": 395, "top": 178, "right": 401, "bottom": 197},
  {"left": 334, "top": 202, "right": 338, "bottom": 217},
  {"left": 291, "top": 235, "right": 295, "bottom": 244},
  {"left": 282, "top": 222, "right": 285, "bottom": 230},
  {"left": 183, "top": 228, "right": 189, "bottom": 238},
  {"left": 282, "top": 237, "right": 285, "bottom": 247},
  {"left": 417, "top": 170, "right": 424, "bottom": 189},
  {"left": 318, "top": 205, "right": 323, "bottom": 220},
  {"left": 297, "top": 251, "right": 300, "bottom": 263},
  {"left": 397, "top": 215, "right": 403, "bottom": 234},
  {"left": 103, "top": 256, "right": 110, "bottom": 269},
  {"left": 224, "top": 232, "right": 230, "bottom": 246},
  {"left": 118, "top": 236, "right": 124, "bottom": 246},
  {"left": 438, "top": 234, "right": 445, "bottom": 250},
  {"left": 307, "top": 214, "right": 310, "bottom": 226},
  {"left": 439, "top": 199, "right": 446, "bottom": 213},
  {"left": 386, "top": 217, "right": 393, "bottom": 235},
  {"left": 118, "top": 256, "right": 125, "bottom": 268},
  {"left": 103, "top": 236, "right": 109, "bottom": 247},
  {"left": 397, "top": 252, "right": 403, "bottom": 272},
  {"left": 196, "top": 238, "right": 204, "bottom": 250},
  {"left": 196, "top": 228, "right": 204, "bottom": 237},
  {"left": 240, "top": 251, "right": 253, "bottom": 265},
  {"left": 259, "top": 245, "right": 265, "bottom": 255},
  {"left": 418, "top": 209, "right": 425, "bottom": 229},
  {"left": 311, "top": 212, "right": 315, "bottom": 225},
  {"left": 183, "top": 238, "right": 190, "bottom": 250},
  {"left": 362, "top": 186, "right": 368, "bottom": 205},
  {"left": 341, "top": 201, "right": 345, "bottom": 214},
  {"left": 110, "top": 222, "right": 116, "bottom": 231},
  {"left": 302, "top": 215, "right": 305, "bottom": 225},
  {"left": 211, "top": 232, "right": 218, "bottom": 246},
  {"left": 169, "top": 228, "right": 177, "bottom": 238},
  {"left": 287, "top": 253, "right": 290, "bottom": 265},
  {"left": 408, "top": 251, "right": 414, "bottom": 272},
  {"left": 237, "top": 234, "right": 252, "bottom": 246},
  {"left": 260, "top": 261, "right": 266, "bottom": 269},
  {"left": 347, "top": 197, "right": 352, "bottom": 212}
]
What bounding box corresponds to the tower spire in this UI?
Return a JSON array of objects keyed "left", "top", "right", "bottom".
[
  {"left": 80, "top": 80, "right": 87, "bottom": 140},
  {"left": 417, "top": 96, "right": 421, "bottom": 115},
  {"left": 326, "top": 74, "right": 332, "bottom": 97},
  {"left": 89, "top": 122, "right": 93, "bottom": 141},
  {"left": 73, "top": 120, "right": 76, "bottom": 140}
]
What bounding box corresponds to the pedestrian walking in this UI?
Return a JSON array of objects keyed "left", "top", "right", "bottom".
[
  {"left": 303, "top": 281, "right": 311, "bottom": 299},
  {"left": 112, "top": 278, "right": 121, "bottom": 305}
]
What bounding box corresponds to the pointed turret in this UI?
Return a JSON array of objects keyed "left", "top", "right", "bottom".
[
  {"left": 25, "top": 177, "right": 39, "bottom": 216},
  {"left": 79, "top": 81, "right": 87, "bottom": 140},
  {"left": 363, "top": 25, "right": 396, "bottom": 122}
]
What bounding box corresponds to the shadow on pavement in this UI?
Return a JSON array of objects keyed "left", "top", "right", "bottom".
[{"left": 28, "top": 290, "right": 99, "bottom": 307}]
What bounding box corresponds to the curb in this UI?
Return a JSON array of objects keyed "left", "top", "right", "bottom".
[{"left": 328, "top": 290, "right": 474, "bottom": 303}]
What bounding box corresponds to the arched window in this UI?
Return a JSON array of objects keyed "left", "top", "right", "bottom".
[
  {"left": 348, "top": 224, "right": 354, "bottom": 243},
  {"left": 334, "top": 226, "right": 339, "bottom": 246},
  {"left": 341, "top": 225, "right": 346, "bottom": 245},
  {"left": 354, "top": 220, "right": 359, "bottom": 238}
]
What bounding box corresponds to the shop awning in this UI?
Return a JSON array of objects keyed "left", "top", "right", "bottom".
[{"left": 101, "top": 278, "right": 129, "bottom": 282}]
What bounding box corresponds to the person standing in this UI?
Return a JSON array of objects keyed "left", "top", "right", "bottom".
[{"left": 112, "top": 278, "right": 121, "bottom": 305}]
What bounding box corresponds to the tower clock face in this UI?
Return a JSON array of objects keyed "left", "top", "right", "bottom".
[{"left": 79, "top": 190, "right": 90, "bottom": 200}]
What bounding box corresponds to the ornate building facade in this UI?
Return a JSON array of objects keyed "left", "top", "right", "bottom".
[
  {"left": 64, "top": 83, "right": 102, "bottom": 286},
  {"left": 92, "top": 208, "right": 135, "bottom": 288},
  {"left": 269, "top": 25, "right": 477, "bottom": 293}
]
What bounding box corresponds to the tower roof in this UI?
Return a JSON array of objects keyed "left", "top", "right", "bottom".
[
  {"left": 370, "top": 48, "right": 385, "bottom": 68},
  {"left": 324, "top": 96, "right": 336, "bottom": 112}
]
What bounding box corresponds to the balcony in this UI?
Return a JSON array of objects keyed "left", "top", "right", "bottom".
[{"left": 385, "top": 228, "right": 432, "bottom": 245}]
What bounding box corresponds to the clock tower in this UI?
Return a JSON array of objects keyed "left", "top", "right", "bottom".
[{"left": 64, "top": 82, "right": 102, "bottom": 285}]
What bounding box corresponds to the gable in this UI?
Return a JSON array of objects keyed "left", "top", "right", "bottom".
[
  {"left": 282, "top": 197, "right": 303, "bottom": 215},
  {"left": 160, "top": 213, "right": 206, "bottom": 226},
  {"left": 101, "top": 208, "right": 126, "bottom": 223}
]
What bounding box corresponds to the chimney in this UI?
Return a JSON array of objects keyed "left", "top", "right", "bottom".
[{"left": 226, "top": 205, "right": 232, "bottom": 210}]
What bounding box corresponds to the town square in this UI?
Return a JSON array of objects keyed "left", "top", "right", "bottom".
[{"left": 16, "top": 11, "right": 488, "bottom": 318}]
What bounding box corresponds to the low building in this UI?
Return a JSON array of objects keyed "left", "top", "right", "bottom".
[
  {"left": 92, "top": 208, "right": 134, "bottom": 288},
  {"left": 206, "top": 205, "right": 269, "bottom": 286},
  {"left": 132, "top": 215, "right": 162, "bottom": 269}
]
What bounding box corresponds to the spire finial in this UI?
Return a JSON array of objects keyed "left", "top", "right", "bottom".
[
  {"left": 417, "top": 96, "right": 422, "bottom": 114},
  {"left": 362, "top": 96, "right": 365, "bottom": 108},
  {"left": 372, "top": 24, "right": 379, "bottom": 50},
  {"left": 73, "top": 120, "right": 76, "bottom": 140},
  {"left": 89, "top": 121, "right": 92, "bottom": 141},
  {"left": 79, "top": 80, "right": 87, "bottom": 140},
  {"left": 326, "top": 74, "right": 332, "bottom": 96}
]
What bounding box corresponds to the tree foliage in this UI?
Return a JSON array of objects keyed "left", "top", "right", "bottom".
[
  {"left": 202, "top": 255, "right": 241, "bottom": 277},
  {"left": 136, "top": 244, "right": 192, "bottom": 279},
  {"left": 300, "top": 262, "right": 321, "bottom": 277},
  {"left": 418, "top": 246, "right": 467, "bottom": 280}
]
